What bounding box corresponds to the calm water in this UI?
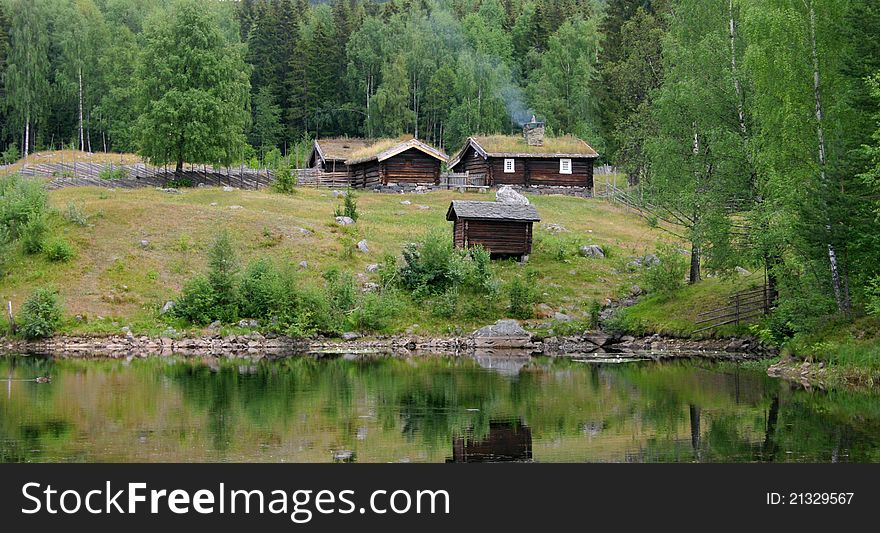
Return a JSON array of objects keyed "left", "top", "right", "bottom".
[{"left": 2, "top": 353, "right": 879, "bottom": 463}]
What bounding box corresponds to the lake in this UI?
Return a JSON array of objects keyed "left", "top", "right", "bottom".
[{"left": 2, "top": 353, "right": 879, "bottom": 463}]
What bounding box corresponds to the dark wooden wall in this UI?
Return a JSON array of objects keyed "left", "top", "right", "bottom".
[
  {"left": 322, "top": 159, "right": 350, "bottom": 174},
  {"left": 449, "top": 422, "right": 533, "bottom": 463},
  {"left": 381, "top": 147, "right": 441, "bottom": 184},
  {"left": 454, "top": 145, "right": 491, "bottom": 182},
  {"left": 347, "top": 160, "right": 381, "bottom": 188},
  {"left": 489, "top": 157, "right": 593, "bottom": 188},
  {"left": 455, "top": 218, "right": 534, "bottom": 256}
]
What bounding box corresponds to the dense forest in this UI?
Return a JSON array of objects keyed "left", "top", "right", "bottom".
[{"left": 1, "top": 0, "right": 879, "bottom": 345}]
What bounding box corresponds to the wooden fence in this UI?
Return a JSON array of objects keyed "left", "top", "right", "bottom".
[
  {"left": 439, "top": 171, "right": 488, "bottom": 190},
  {"left": 693, "top": 285, "right": 775, "bottom": 333}
]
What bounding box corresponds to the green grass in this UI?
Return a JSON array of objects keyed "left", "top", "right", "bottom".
[
  {"left": 783, "top": 316, "right": 880, "bottom": 386},
  {"left": 0, "top": 186, "right": 672, "bottom": 336},
  {"left": 606, "top": 274, "right": 765, "bottom": 337}
]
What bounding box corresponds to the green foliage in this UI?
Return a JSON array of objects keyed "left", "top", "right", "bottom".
[
  {"left": 63, "top": 202, "right": 89, "bottom": 226},
  {"left": 399, "top": 232, "right": 499, "bottom": 303},
  {"left": 165, "top": 176, "right": 194, "bottom": 188},
  {"left": 44, "top": 238, "right": 75, "bottom": 262},
  {"left": 20, "top": 215, "right": 47, "bottom": 255},
  {"left": 17, "top": 288, "right": 63, "bottom": 339},
  {"left": 507, "top": 274, "right": 537, "bottom": 319},
  {"left": 272, "top": 162, "right": 296, "bottom": 194},
  {"left": 136, "top": 0, "right": 249, "bottom": 170},
  {"left": 172, "top": 275, "right": 218, "bottom": 325},
  {"left": 868, "top": 277, "right": 880, "bottom": 317},
  {"left": 640, "top": 244, "right": 688, "bottom": 296},
  {"left": 207, "top": 230, "right": 239, "bottom": 320},
  {"left": 99, "top": 166, "right": 128, "bottom": 180},
  {"left": 323, "top": 267, "right": 356, "bottom": 317},
  {"left": 1, "top": 145, "right": 19, "bottom": 165},
  {"left": 349, "top": 290, "right": 402, "bottom": 332},
  {"left": 0, "top": 175, "right": 49, "bottom": 239},
  {"left": 333, "top": 189, "right": 358, "bottom": 221}
]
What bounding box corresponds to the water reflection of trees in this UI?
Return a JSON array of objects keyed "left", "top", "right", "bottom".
[{"left": 2, "top": 355, "right": 880, "bottom": 462}]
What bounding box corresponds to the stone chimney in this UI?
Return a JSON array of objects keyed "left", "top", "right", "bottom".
[{"left": 522, "top": 115, "right": 545, "bottom": 146}]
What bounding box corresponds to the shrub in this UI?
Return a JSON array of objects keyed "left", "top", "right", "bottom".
[
  {"left": 63, "top": 202, "right": 89, "bottom": 226},
  {"left": 0, "top": 228, "right": 12, "bottom": 276},
  {"left": 640, "top": 243, "right": 688, "bottom": 295},
  {"left": 334, "top": 189, "right": 359, "bottom": 221},
  {"left": 273, "top": 163, "right": 296, "bottom": 193},
  {"left": 172, "top": 275, "right": 218, "bottom": 325},
  {"left": 238, "top": 259, "right": 289, "bottom": 320},
  {"left": 507, "top": 275, "right": 537, "bottom": 319},
  {"left": 1, "top": 145, "right": 20, "bottom": 165},
  {"left": 166, "top": 176, "right": 193, "bottom": 188},
  {"left": 431, "top": 288, "right": 458, "bottom": 318},
  {"left": 20, "top": 215, "right": 47, "bottom": 255},
  {"left": 867, "top": 276, "right": 880, "bottom": 317},
  {"left": 324, "top": 267, "right": 356, "bottom": 317},
  {"left": 349, "top": 290, "right": 403, "bottom": 332},
  {"left": 0, "top": 175, "right": 49, "bottom": 238},
  {"left": 399, "top": 230, "right": 461, "bottom": 293},
  {"left": 207, "top": 230, "right": 239, "bottom": 315},
  {"left": 99, "top": 166, "right": 128, "bottom": 180},
  {"left": 17, "top": 288, "right": 63, "bottom": 339},
  {"left": 45, "top": 238, "right": 75, "bottom": 262}
]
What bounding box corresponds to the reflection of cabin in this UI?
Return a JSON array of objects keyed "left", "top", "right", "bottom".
[
  {"left": 447, "top": 117, "right": 599, "bottom": 191},
  {"left": 307, "top": 138, "right": 373, "bottom": 174},
  {"left": 447, "top": 420, "right": 533, "bottom": 463},
  {"left": 346, "top": 137, "right": 447, "bottom": 187},
  {"left": 446, "top": 200, "right": 540, "bottom": 260}
]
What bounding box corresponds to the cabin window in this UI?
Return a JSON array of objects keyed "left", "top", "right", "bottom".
[
  {"left": 504, "top": 158, "right": 515, "bottom": 173},
  {"left": 559, "top": 158, "right": 572, "bottom": 174}
]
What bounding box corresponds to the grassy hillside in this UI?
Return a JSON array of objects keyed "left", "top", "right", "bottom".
[{"left": 0, "top": 185, "right": 680, "bottom": 337}]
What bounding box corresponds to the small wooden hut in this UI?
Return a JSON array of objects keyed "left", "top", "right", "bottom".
[
  {"left": 447, "top": 117, "right": 599, "bottom": 190},
  {"left": 307, "top": 138, "right": 373, "bottom": 174},
  {"left": 346, "top": 138, "right": 447, "bottom": 187},
  {"left": 446, "top": 200, "right": 541, "bottom": 260}
]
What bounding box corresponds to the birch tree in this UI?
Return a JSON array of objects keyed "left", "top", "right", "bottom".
[{"left": 5, "top": 0, "right": 50, "bottom": 157}]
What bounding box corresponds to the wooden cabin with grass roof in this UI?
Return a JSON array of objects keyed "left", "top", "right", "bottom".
[
  {"left": 307, "top": 138, "right": 373, "bottom": 174},
  {"left": 447, "top": 117, "right": 599, "bottom": 190},
  {"left": 345, "top": 137, "right": 447, "bottom": 188}
]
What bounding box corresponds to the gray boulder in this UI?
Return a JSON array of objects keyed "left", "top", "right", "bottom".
[
  {"left": 553, "top": 312, "right": 573, "bottom": 322},
  {"left": 365, "top": 263, "right": 380, "bottom": 273},
  {"left": 495, "top": 184, "right": 530, "bottom": 205},
  {"left": 579, "top": 244, "right": 605, "bottom": 258},
  {"left": 400, "top": 200, "right": 412, "bottom": 205},
  {"left": 357, "top": 239, "right": 369, "bottom": 253},
  {"left": 335, "top": 216, "right": 355, "bottom": 226},
  {"left": 223, "top": 186, "right": 234, "bottom": 192},
  {"left": 544, "top": 223, "right": 567, "bottom": 233},
  {"left": 299, "top": 261, "right": 308, "bottom": 269},
  {"left": 473, "top": 319, "right": 530, "bottom": 338},
  {"left": 139, "top": 239, "right": 150, "bottom": 249},
  {"left": 160, "top": 301, "right": 175, "bottom": 315},
  {"left": 342, "top": 332, "right": 361, "bottom": 341}
]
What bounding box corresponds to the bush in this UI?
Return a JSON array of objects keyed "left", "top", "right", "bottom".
[
  {"left": 20, "top": 215, "right": 47, "bottom": 255},
  {"left": 63, "top": 202, "right": 89, "bottom": 226},
  {"left": 45, "top": 238, "right": 75, "bottom": 262},
  {"left": 272, "top": 163, "right": 296, "bottom": 193},
  {"left": 172, "top": 275, "right": 218, "bottom": 325},
  {"left": 349, "top": 290, "right": 403, "bottom": 332},
  {"left": 207, "top": 230, "right": 239, "bottom": 314},
  {"left": 507, "top": 275, "right": 537, "bottom": 319},
  {"left": 17, "top": 288, "right": 63, "bottom": 339},
  {"left": 399, "top": 230, "right": 462, "bottom": 293},
  {"left": 334, "top": 189, "right": 359, "bottom": 221},
  {"left": 431, "top": 288, "right": 458, "bottom": 318},
  {"left": 99, "top": 166, "right": 128, "bottom": 180},
  {"left": 867, "top": 276, "right": 880, "bottom": 316},
  {"left": 640, "top": 243, "right": 688, "bottom": 295},
  {"left": 0, "top": 175, "right": 49, "bottom": 238},
  {"left": 0, "top": 228, "right": 12, "bottom": 276},
  {"left": 166, "top": 176, "right": 193, "bottom": 188},
  {"left": 324, "top": 267, "right": 356, "bottom": 317},
  {"left": 1, "top": 145, "right": 20, "bottom": 165}
]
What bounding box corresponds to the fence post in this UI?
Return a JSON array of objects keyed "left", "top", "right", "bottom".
[
  {"left": 7, "top": 301, "right": 15, "bottom": 335},
  {"left": 734, "top": 293, "right": 740, "bottom": 326}
]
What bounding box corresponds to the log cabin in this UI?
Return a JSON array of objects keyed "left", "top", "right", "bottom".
[
  {"left": 307, "top": 138, "right": 373, "bottom": 174},
  {"left": 446, "top": 200, "right": 541, "bottom": 261},
  {"left": 345, "top": 137, "right": 447, "bottom": 187},
  {"left": 447, "top": 117, "right": 599, "bottom": 191}
]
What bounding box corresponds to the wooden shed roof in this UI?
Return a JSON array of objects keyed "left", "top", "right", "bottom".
[
  {"left": 312, "top": 138, "right": 374, "bottom": 163},
  {"left": 346, "top": 137, "right": 448, "bottom": 165},
  {"left": 446, "top": 200, "right": 541, "bottom": 222},
  {"left": 448, "top": 135, "right": 599, "bottom": 168}
]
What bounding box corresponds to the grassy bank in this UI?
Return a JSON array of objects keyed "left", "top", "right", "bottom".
[{"left": 0, "top": 185, "right": 670, "bottom": 337}]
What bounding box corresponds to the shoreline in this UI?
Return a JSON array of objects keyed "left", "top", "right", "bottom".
[{"left": 0, "top": 330, "right": 776, "bottom": 361}]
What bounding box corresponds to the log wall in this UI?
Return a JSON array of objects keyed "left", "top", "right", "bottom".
[
  {"left": 381, "top": 148, "right": 441, "bottom": 184},
  {"left": 457, "top": 219, "right": 534, "bottom": 257}
]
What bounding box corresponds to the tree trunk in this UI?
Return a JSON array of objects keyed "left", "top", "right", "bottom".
[
  {"left": 689, "top": 243, "right": 701, "bottom": 284},
  {"left": 729, "top": 0, "right": 747, "bottom": 135},
  {"left": 807, "top": 1, "right": 849, "bottom": 315},
  {"left": 176, "top": 156, "right": 184, "bottom": 174},
  {"left": 78, "top": 67, "right": 85, "bottom": 152},
  {"left": 23, "top": 115, "right": 29, "bottom": 158}
]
